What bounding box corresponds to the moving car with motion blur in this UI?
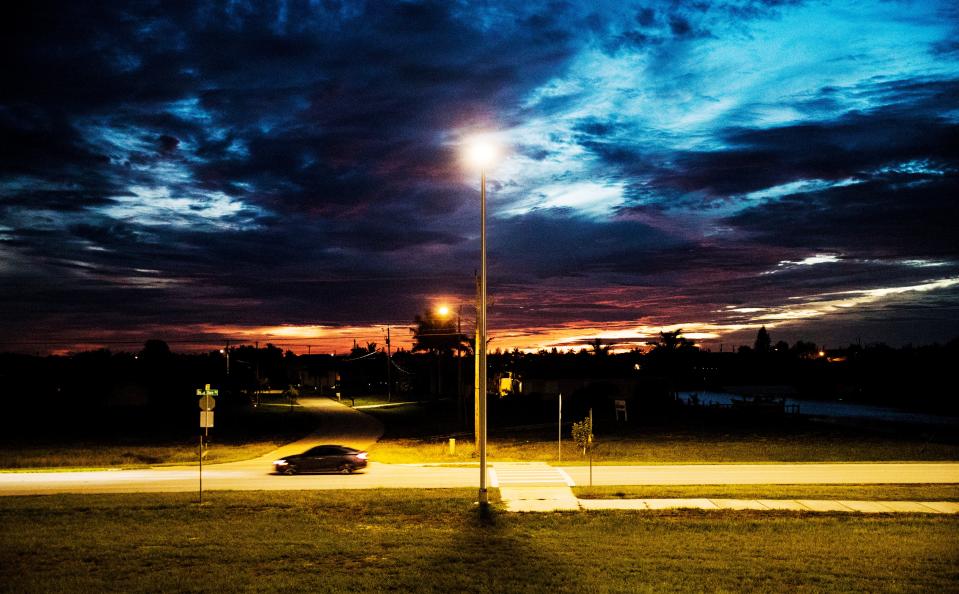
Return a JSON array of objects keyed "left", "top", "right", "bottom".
[{"left": 273, "top": 445, "right": 368, "bottom": 474}]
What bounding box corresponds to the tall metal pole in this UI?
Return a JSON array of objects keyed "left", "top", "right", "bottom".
[
  {"left": 478, "top": 168, "right": 489, "bottom": 506},
  {"left": 386, "top": 326, "right": 392, "bottom": 403},
  {"left": 456, "top": 310, "right": 463, "bottom": 426},
  {"left": 474, "top": 273, "right": 480, "bottom": 450}
]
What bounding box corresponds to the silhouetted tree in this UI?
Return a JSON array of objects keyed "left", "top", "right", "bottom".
[
  {"left": 792, "top": 340, "right": 819, "bottom": 359},
  {"left": 410, "top": 312, "right": 468, "bottom": 355},
  {"left": 140, "top": 339, "right": 171, "bottom": 361},
  {"left": 754, "top": 326, "right": 771, "bottom": 354},
  {"left": 410, "top": 311, "right": 470, "bottom": 398},
  {"left": 649, "top": 329, "right": 695, "bottom": 352},
  {"left": 589, "top": 337, "right": 610, "bottom": 356}
]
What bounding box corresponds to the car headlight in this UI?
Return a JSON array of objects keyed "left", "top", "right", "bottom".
[{"left": 273, "top": 459, "right": 288, "bottom": 465}]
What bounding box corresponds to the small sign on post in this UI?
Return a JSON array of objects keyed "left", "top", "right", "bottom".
[
  {"left": 197, "top": 384, "right": 218, "bottom": 411},
  {"left": 198, "top": 384, "right": 217, "bottom": 432},
  {"left": 614, "top": 399, "right": 627, "bottom": 422},
  {"left": 196, "top": 383, "right": 218, "bottom": 504}
]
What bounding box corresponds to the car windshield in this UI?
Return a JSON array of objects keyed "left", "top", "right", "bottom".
[{"left": 302, "top": 445, "right": 357, "bottom": 456}]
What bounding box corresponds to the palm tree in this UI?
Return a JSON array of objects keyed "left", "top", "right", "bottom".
[
  {"left": 650, "top": 329, "right": 694, "bottom": 352},
  {"left": 410, "top": 313, "right": 470, "bottom": 355},
  {"left": 589, "top": 337, "right": 610, "bottom": 356},
  {"left": 410, "top": 312, "right": 471, "bottom": 397}
]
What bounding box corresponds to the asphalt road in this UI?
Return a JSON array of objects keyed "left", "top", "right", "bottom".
[{"left": 1, "top": 398, "right": 957, "bottom": 496}]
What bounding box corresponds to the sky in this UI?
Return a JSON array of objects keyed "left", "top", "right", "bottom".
[{"left": 2, "top": 0, "right": 958, "bottom": 354}]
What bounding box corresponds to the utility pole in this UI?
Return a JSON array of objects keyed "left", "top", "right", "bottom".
[
  {"left": 474, "top": 272, "right": 481, "bottom": 451},
  {"left": 456, "top": 308, "right": 463, "bottom": 427},
  {"left": 386, "top": 326, "right": 392, "bottom": 403}
]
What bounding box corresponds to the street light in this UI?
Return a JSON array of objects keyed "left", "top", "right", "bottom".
[
  {"left": 463, "top": 136, "right": 498, "bottom": 507},
  {"left": 437, "top": 302, "right": 468, "bottom": 425}
]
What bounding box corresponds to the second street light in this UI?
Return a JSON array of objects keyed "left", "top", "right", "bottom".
[
  {"left": 464, "top": 137, "right": 497, "bottom": 507},
  {"left": 435, "top": 303, "right": 467, "bottom": 424}
]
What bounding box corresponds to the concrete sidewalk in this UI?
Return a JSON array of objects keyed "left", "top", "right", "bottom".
[
  {"left": 577, "top": 498, "right": 959, "bottom": 513},
  {"left": 495, "top": 462, "right": 959, "bottom": 514},
  {"left": 493, "top": 462, "right": 579, "bottom": 512}
]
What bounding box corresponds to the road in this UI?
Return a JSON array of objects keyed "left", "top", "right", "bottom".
[{"left": 1, "top": 398, "right": 957, "bottom": 496}]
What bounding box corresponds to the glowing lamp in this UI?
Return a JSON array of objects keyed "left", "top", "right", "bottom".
[{"left": 464, "top": 138, "right": 498, "bottom": 169}]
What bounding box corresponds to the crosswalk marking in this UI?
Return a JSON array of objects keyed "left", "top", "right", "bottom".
[{"left": 491, "top": 462, "right": 575, "bottom": 487}]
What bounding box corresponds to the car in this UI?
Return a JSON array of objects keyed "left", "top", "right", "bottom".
[{"left": 273, "top": 445, "right": 368, "bottom": 475}]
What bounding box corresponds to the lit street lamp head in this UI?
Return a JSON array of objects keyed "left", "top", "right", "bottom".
[{"left": 463, "top": 138, "right": 498, "bottom": 169}]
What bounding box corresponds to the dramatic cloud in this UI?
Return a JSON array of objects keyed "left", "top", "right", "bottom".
[{"left": 1, "top": 0, "right": 958, "bottom": 353}]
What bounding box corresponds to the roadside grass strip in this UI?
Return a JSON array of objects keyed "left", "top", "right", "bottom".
[
  {"left": 366, "top": 430, "right": 959, "bottom": 465},
  {"left": 573, "top": 483, "right": 959, "bottom": 501},
  {"left": 576, "top": 498, "right": 959, "bottom": 513}
]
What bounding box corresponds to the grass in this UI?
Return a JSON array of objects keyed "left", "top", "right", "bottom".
[
  {"left": 0, "top": 401, "right": 322, "bottom": 470},
  {"left": 0, "top": 442, "right": 285, "bottom": 470},
  {"left": 0, "top": 490, "right": 956, "bottom": 593},
  {"left": 347, "top": 395, "right": 418, "bottom": 408},
  {"left": 574, "top": 484, "right": 959, "bottom": 501},
  {"left": 363, "top": 400, "right": 959, "bottom": 465},
  {"left": 7, "top": 395, "right": 958, "bottom": 470},
  {"left": 368, "top": 430, "right": 959, "bottom": 464}
]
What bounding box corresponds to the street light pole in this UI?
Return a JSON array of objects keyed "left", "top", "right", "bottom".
[
  {"left": 478, "top": 166, "right": 488, "bottom": 507},
  {"left": 464, "top": 136, "right": 497, "bottom": 509},
  {"left": 386, "top": 325, "right": 392, "bottom": 403}
]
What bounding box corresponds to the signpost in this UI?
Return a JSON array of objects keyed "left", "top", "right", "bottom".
[
  {"left": 614, "top": 399, "right": 627, "bottom": 422},
  {"left": 557, "top": 393, "right": 562, "bottom": 462},
  {"left": 197, "top": 384, "right": 218, "bottom": 503}
]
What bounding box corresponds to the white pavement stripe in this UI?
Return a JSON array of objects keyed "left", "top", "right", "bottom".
[
  {"left": 557, "top": 468, "right": 576, "bottom": 487},
  {"left": 492, "top": 462, "right": 571, "bottom": 487},
  {"left": 493, "top": 462, "right": 582, "bottom": 511},
  {"left": 497, "top": 472, "right": 566, "bottom": 476},
  {"left": 496, "top": 472, "right": 566, "bottom": 483}
]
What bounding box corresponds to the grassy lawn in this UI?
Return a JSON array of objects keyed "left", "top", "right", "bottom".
[
  {"left": 368, "top": 430, "right": 959, "bottom": 464},
  {"left": 363, "top": 400, "right": 959, "bottom": 465},
  {"left": 0, "top": 490, "right": 956, "bottom": 593},
  {"left": 0, "top": 401, "right": 321, "bottom": 470},
  {"left": 348, "top": 395, "right": 418, "bottom": 408},
  {"left": 574, "top": 484, "right": 959, "bottom": 501}
]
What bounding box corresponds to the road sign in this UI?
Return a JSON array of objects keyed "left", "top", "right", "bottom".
[
  {"left": 200, "top": 411, "right": 214, "bottom": 428},
  {"left": 197, "top": 384, "right": 218, "bottom": 411}
]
